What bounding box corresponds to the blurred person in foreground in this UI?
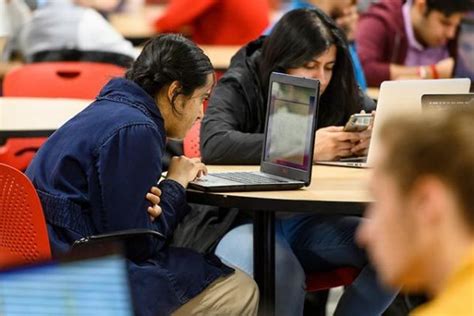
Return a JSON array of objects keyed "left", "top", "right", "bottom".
[{"left": 357, "top": 108, "right": 474, "bottom": 315}]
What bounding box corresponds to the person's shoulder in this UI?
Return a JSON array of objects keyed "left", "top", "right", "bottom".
[{"left": 361, "top": 0, "right": 403, "bottom": 21}]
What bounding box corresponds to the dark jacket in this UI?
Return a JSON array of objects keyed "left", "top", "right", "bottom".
[
  {"left": 201, "top": 37, "right": 375, "bottom": 164},
  {"left": 356, "top": 0, "right": 457, "bottom": 86},
  {"left": 26, "top": 78, "right": 232, "bottom": 316}
]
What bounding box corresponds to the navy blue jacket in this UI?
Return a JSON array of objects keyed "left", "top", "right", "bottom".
[{"left": 26, "top": 78, "right": 232, "bottom": 316}]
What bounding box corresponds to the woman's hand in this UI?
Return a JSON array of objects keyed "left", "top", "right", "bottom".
[
  {"left": 351, "top": 128, "right": 372, "bottom": 156},
  {"left": 314, "top": 126, "right": 361, "bottom": 161},
  {"left": 166, "top": 156, "right": 208, "bottom": 188},
  {"left": 145, "top": 186, "right": 162, "bottom": 222}
]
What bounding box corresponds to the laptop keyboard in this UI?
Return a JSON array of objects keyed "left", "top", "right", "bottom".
[{"left": 211, "top": 172, "right": 289, "bottom": 184}]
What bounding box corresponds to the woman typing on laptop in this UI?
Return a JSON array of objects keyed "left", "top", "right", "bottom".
[
  {"left": 194, "top": 8, "right": 395, "bottom": 316},
  {"left": 25, "top": 34, "right": 258, "bottom": 316}
]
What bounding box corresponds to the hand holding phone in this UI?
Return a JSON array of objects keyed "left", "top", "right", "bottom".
[{"left": 343, "top": 113, "right": 374, "bottom": 132}]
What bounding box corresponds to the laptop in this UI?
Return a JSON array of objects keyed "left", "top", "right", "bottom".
[
  {"left": 452, "top": 18, "right": 474, "bottom": 90},
  {"left": 317, "top": 78, "right": 471, "bottom": 168},
  {"left": 422, "top": 93, "right": 474, "bottom": 110},
  {"left": 0, "top": 246, "right": 133, "bottom": 316},
  {"left": 188, "top": 72, "right": 320, "bottom": 192}
]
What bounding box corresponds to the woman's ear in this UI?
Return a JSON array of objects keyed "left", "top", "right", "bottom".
[{"left": 167, "top": 80, "right": 181, "bottom": 104}]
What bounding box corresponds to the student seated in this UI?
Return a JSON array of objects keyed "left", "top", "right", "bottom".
[
  {"left": 283, "top": 0, "right": 368, "bottom": 90},
  {"left": 356, "top": 0, "right": 474, "bottom": 87},
  {"left": 25, "top": 34, "right": 258, "bottom": 316},
  {"left": 357, "top": 109, "right": 474, "bottom": 315},
  {"left": 198, "top": 8, "right": 395, "bottom": 316},
  {"left": 18, "top": 0, "right": 137, "bottom": 67}
]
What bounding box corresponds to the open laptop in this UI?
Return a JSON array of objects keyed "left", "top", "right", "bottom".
[
  {"left": 317, "top": 78, "right": 471, "bottom": 168},
  {"left": 422, "top": 93, "right": 474, "bottom": 110},
  {"left": 452, "top": 18, "right": 474, "bottom": 90},
  {"left": 188, "top": 72, "right": 320, "bottom": 192},
  {"left": 0, "top": 247, "right": 133, "bottom": 316}
]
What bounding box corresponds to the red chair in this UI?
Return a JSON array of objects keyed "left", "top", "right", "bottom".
[
  {"left": 0, "top": 138, "right": 47, "bottom": 172},
  {"left": 1, "top": 62, "right": 126, "bottom": 171},
  {"left": 182, "top": 122, "right": 360, "bottom": 291},
  {"left": 3, "top": 61, "right": 126, "bottom": 99},
  {"left": 183, "top": 119, "right": 202, "bottom": 158},
  {"left": 0, "top": 163, "right": 51, "bottom": 269},
  {"left": 306, "top": 267, "right": 360, "bottom": 291}
]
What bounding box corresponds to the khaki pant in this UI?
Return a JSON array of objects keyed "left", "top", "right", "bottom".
[{"left": 172, "top": 268, "right": 259, "bottom": 316}]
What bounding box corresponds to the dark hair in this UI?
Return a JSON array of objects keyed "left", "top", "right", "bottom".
[
  {"left": 424, "top": 0, "right": 474, "bottom": 16},
  {"left": 259, "top": 8, "right": 360, "bottom": 126},
  {"left": 380, "top": 109, "right": 474, "bottom": 232},
  {"left": 126, "top": 34, "right": 214, "bottom": 115}
]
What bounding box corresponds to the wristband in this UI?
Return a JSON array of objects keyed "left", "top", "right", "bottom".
[{"left": 430, "top": 64, "right": 439, "bottom": 79}]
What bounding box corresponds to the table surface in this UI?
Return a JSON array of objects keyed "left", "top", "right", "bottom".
[
  {"left": 187, "top": 165, "right": 373, "bottom": 213},
  {"left": 0, "top": 97, "right": 91, "bottom": 131}
]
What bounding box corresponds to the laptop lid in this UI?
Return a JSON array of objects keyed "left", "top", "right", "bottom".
[
  {"left": 260, "top": 72, "right": 320, "bottom": 186},
  {"left": 453, "top": 18, "right": 474, "bottom": 87},
  {"left": 422, "top": 93, "right": 474, "bottom": 110},
  {"left": 367, "top": 78, "right": 471, "bottom": 167}
]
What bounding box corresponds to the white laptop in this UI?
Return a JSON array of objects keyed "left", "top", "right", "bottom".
[
  {"left": 188, "top": 72, "right": 320, "bottom": 192},
  {"left": 318, "top": 78, "right": 471, "bottom": 168}
]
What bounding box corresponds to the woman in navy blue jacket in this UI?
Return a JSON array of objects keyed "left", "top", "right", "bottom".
[{"left": 25, "top": 34, "right": 258, "bottom": 316}]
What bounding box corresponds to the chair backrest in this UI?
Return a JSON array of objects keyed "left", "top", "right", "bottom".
[
  {"left": 183, "top": 119, "right": 202, "bottom": 158},
  {"left": 0, "top": 138, "right": 46, "bottom": 172},
  {"left": 3, "top": 62, "right": 126, "bottom": 99},
  {"left": 0, "top": 163, "right": 51, "bottom": 268}
]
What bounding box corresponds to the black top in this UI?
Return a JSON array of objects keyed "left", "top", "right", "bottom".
[{"left": 201, "top": 37, "right": 376, "bottom": 165}]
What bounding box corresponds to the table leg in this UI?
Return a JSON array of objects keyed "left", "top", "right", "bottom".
[{"left": 254, "top": 211, "right": 275, "bottom": 316}]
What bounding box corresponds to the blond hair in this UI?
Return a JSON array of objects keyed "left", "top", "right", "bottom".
[{"left": 379, "top": 109, "right": 474, "bottom": 230}]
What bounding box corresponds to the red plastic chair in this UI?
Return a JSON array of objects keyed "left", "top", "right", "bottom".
[
  {"left": 3, "top": 61, "right": 126, "bottom": 99},
  {"left": 0, "top": 163, "right": 52, "bottom": 269},
  {"left": 182, "top": 122, "right": 360, "bottom": 290},
  {"left": 183, "top": 119, "right": 202, "bottom": 158},
  {"left": 0, "top": 138, "right": 46, "bottom": 172},
  {"left": 1, "top": 62, "right": 126, "bottom": 171},
  {"left": 306, "top": 268, "right": 360, "bottom": 292}
]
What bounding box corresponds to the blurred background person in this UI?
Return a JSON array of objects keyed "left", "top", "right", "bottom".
[
  {"left": 0, "top": 0, "right": 30, "bottom": 86},
  {"left": 154, "top": 0, "right": 270, "bottom": 45},
  {"left": 17, "top": 0, "right": 137, "bottom": 67},
  {"left": 357, "top": 109, "right": 474, "bottom": 315},
  {"left": 356, "top": 0, "right": 474, "bottom": 87}
]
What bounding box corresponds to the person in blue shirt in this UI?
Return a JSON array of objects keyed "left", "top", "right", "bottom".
[
  {"left": 270, "top": 0, "right": 368, "bottom": 91},
  {"left": 25, "top": 34, "right": 258, "bottom": 316}
]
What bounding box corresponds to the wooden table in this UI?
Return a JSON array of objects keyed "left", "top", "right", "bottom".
[
  {"left": 367, "top": 87, "right": 380, "bottom": 100},
  {"left": 187, "top": 165, "right": 372, "bottom": 316},
  {"left": 0, "top": 97, "right": 91, "bottom": 139},
  {"left": 109, "top": 5, "right": 164, "bottom": 40}
]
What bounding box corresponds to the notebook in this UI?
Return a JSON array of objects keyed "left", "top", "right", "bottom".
[
  {"left": 452, "top": 18, "right": 474, "bottom": 90},
  {"left": 317, "top": 78, "right": 471, "bottom": 168},
  {"left": 0, "top": 247, "right": 133, "bottom": 316},
  {"left": 188, "top": 72, "right": 320, "bottom": 192}
]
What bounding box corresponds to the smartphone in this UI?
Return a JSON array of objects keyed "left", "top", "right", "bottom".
[{"left": 343, "top": 113, "right": 374, "bottom": 132}]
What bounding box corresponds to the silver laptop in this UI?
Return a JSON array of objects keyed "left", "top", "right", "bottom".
[
  {"left": 422, "top": 93, "right": 474, "bottom": 110},
  {"left": 189, "top": 72, "right": 320, "bottom": 192},
  {"left": 318, "top": 78, "right": 471, "bottom": 168}
]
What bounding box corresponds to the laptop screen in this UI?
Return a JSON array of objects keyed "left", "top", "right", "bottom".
[
  {"left": 453, "top": 19, "right": 474, "bottom": 81},
  {"left": 263, "top": 78, "right": 317, "bottom": 171},
  {"left": 0, "top": 254, "right": 133, "bottom": 315}
]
